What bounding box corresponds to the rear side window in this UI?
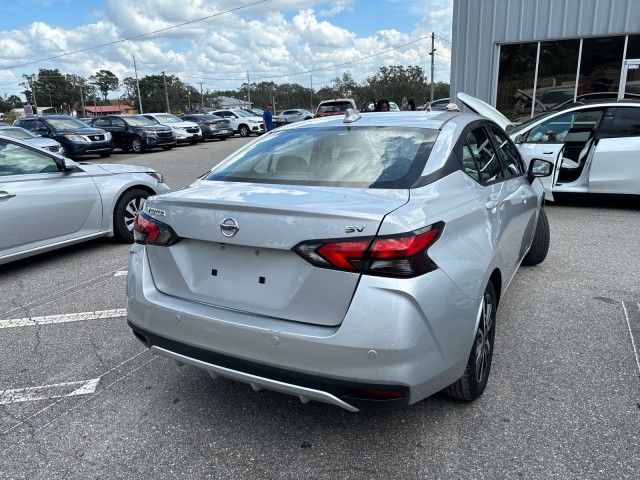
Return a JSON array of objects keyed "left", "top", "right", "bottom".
[
  {"left": 604, "top": 107, "right": 640, "bottom": 138},
  {"left": 93, "top": 118, "right": 110, "bottom": 127},
  {"left": 490, "top": 126, "right": 524, "bottom": 177},
  {"left": 317, "top": 101, "right": 353, "bottom": 114},
  {"left": 466, "top": 128, "right": 503, "bottom": 183},
  {"left": 205, "top": 127, "right": 439, "bottom": 188}
]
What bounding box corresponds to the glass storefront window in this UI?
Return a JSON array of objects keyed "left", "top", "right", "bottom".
[
  {"left": 496, "top": 42, "right": 538, "bottom": 122},
  {"left": 625, "top": 34, "right": 640, "bottom": 58},
  {"left": 535, "top": 40, "right": 580, "bottom": 110},
  {"left": 578, "top": 36, "right": 625, "bottom": 95}
]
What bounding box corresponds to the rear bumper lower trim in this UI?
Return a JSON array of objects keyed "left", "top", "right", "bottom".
[{"left": 128, "top": 321, "right": 410, "bottom": 411}]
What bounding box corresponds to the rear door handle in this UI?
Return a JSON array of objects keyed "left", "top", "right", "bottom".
[{"left": 0, "top": 191, "right": 16, "bottom": 201}]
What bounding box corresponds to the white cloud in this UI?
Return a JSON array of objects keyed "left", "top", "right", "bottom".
[{"left": 0, "top": 0, "right": 453, "bottom": 97}]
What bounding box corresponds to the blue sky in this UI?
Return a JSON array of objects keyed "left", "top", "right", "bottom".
[{"left": 0, "top": 0, "right": 453, "bottom": 98}]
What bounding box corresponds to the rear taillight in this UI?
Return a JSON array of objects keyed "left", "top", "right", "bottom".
[
  {"left": 133, "top": 211, "right": 182, "bottom": 246},
  {"left": 293, "top": 222, "right": 444, "bottom": 278}
]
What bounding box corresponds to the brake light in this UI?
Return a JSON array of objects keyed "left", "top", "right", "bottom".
[
  {"left": 293, "top": 222, "right": 444, "bottom": 277},
  {"left": 133, "top": 211, "right": 182, "bottom": 246}
]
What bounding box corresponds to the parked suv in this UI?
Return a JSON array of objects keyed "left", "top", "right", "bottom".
[
  {"left": 314, "top": 98, "right": 357, "bottom": 118},
  {"left": 142, "top": 113, "right": 201, "bottom": 144},
  {"left": 180, "top": 114, "right": 233, "bottom": 141},
  {"left": 209, "top": 109, "right": 265, "bottom": 137},
  {"left": 14, "top": 115, "right": 114, "bottom": 158},
  {"left": 90, "top": 115, "right": 176, "bottom": 153}
]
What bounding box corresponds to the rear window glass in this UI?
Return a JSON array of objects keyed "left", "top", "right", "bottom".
[
  {"left": 205, "top": 127, "right": 439, "bottom": 188},
  {"left": 317, "top": 101, "right": 353, "bottom": 114}
]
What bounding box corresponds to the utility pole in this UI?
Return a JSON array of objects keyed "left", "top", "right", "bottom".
[
  {"left": 79, "top": 84, "right": 85, "bottom": 114},
  {"left": 198, "top": 81, "right": 204, "bottom": 110},
  {"left": 187, "top": 90, "right": 191, "bottom": 111},
  {"left": 246, "top": 71, "right": 251, "bottom": 106},
  {"left": 429, "top": 32, "right": 436, "bottom": 102},
  {"left": 162, "top": 70, "right": 170, "bottom": 112},
  {"left": 310, "top": 73, "right": 313, "bottom": 112},
  {"left": 133, "top": 54, "right": 143, "bottom": 114}
]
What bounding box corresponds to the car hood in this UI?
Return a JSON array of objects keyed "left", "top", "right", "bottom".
[
  {"left": 80, "top": 163, "right": 155, "bottom": 175},
  {"left": 162, "top": 121, "right": 198, "bottom": 129},
  {"left": 457, "top": 92, "right": 513, "bottom": 130},
  {"left": 23, "top": 137, "right": 61, "bottom": 148},
  {"left": 57, "top": 127, "right": 107, "bottom": 135}
]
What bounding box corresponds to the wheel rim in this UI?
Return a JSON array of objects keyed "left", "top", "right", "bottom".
[
  {"left": 132, "top": 139, "right": 142, "bottom": 152},
  {"left": 474, "top": 293, "right": 494, "bottom": 384},
  {"left": 240, "top": 126, "right": 248, "bottom": 136},
  {"left": 124, "top": 197, "right": 145, "bottom": 232}
]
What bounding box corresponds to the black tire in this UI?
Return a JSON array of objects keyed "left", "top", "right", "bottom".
[
  {"left": 131, "top": 136, "right": 146, "bottom": 154},
  {"left": 238, "top": 124, "right": 250, "bottom": 137},
  {"left": 162, "top": 145, "right": 173, "bottom": 150},
  {"left": 113, "top": 188, "right": 150, "bottom": 243},
  {"left": 99, "top": 152, "right": 111, "bottom": 158},
  {"left": 444, "top": 281, "right": 497, "bottom": 402},
  {"left": 522, "top": 208, "right": 550, "bottom": 266}
]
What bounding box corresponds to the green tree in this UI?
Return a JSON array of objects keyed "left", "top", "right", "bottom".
[{"left": 90, "top": 70, "right": 119, "bottom": 101}]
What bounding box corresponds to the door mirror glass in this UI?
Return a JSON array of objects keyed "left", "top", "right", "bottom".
[{"left": 527, "top": 158, "right": 553, "bottom": 183}]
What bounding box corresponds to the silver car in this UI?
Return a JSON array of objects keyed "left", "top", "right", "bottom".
[
  {"left": 127, "top": 110, "right": 552, "bottom": 411},
  {"left": 0, "top": 125, "right": 65, "bottom": 155},
  {"left": 458, "top": 93, "right": 640, "bottom": 199},
  {"left": 0, "top": 136, "right": 170, "bottom": 265},
  {"left": 276, "top": 109, "right": 314, "bottom": 123}
]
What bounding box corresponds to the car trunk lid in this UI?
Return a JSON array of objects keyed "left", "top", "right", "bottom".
[{"left": 143, "top": 181, "right": 409, "bottom": 326}]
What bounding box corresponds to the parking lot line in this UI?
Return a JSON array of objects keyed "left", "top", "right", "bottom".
[
  {"left": 0, "top": 378, "right": 100, "bottom": 406},
  {"left": 0, "top": 308, "right": 126, "bottom": 329},
  {"left": 113, "top": 270, "right": 128, "bottom": 277},
  {"left": 621, "top": 301, "right": 640, "bottom": 377}
]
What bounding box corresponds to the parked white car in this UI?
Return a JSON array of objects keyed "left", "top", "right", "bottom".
[
  {"left": 458, "top": 93, "right": 640, "bottom": 199},
  {"left": 209, "top": 109, "right": 265, "bottom": 137},
  {"left": 143, "top": 113, "right": 201, "bottom": 144}
]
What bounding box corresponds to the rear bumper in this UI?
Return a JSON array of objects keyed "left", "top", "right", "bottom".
[{"left": 126, "top": 244, "right": 479, "bottom": 410}]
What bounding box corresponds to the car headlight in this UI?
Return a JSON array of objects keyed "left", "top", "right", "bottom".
[
  {"left": 65, "top": 134, "right": 88, "bottom": 142},
  {"left": 148, "top": 172, "right": 164, "bottom": 183},
  {"left": 104, "top": 132, "right": 112, "bottom": 141}
]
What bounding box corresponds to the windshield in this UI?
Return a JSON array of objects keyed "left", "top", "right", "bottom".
[
  {"left": 125, "top": 116, "right": 157, "bottom": 126},
  {"left": 509, "top": 112, "right": 554, "bottom": 135},
  {"left": 47, "top": 118, "right": 89, "bottom": 130},
  {"left": 153, "top": 114, "right": 182, "bottom": 123},
  {"left": 0, "top": 127, "right": 35, "bottom": 139},
  {"left": 317, "top": 101, "right": 352, "bottom": 114},
  {"left": 234, "top": 110, "right": 253, "bottom": 117},
  {"left": 205, "top": 126, "right": 438, "bottom": 188}
]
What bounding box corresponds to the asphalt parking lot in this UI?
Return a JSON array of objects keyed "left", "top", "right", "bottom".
[{"left": 1, "top": 138, "right": 638, "bottom": 479}]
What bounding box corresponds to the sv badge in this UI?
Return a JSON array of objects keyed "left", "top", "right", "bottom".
[{"left": 345, "top": 225, "right": 365, "bottom": 234}]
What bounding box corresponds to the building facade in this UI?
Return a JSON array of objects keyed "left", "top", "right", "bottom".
[{"left": 451, "top": 0, "right": 640, "bottom": 120}]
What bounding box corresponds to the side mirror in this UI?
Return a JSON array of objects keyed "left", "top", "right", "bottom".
[
  {"left": 527, "top": 158, "right": 553, "bottom": 184},
  {"left": 62, "top": 158, "right": 77, "bottom": 173}
]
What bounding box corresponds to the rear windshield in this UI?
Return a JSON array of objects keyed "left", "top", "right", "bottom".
[
  {"left": 204, "top": 126, "right": 439, "bottom": 188},
  {"left": 317, "top": 101, "right": 353, "bottom": 114}
]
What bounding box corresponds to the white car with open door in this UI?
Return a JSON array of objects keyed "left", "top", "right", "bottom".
[{"left": 458, "top": 92, "right": 640, "bottom": 199}]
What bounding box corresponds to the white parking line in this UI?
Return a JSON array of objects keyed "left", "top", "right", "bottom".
[
  {"left": 0, "top": 378, "right": 100, "bottom": 406},
  {"left": 113, "top": 270, "right": 128, "bottom": 277},
  {"left": 0, "top": 308, "right": 126, "bottom": 329},
  {"left": 621, "top": 301, "right": 640, "bottom": 376}
]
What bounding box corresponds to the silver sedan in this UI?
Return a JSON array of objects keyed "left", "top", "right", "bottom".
[
  {"left": 127, "top": 110, "right": 552, "bottom": 411},
  {"left": 0, "top": 136, "right": 170, "bottom": 265}
]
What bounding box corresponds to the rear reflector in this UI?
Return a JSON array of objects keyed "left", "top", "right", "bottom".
[
  {"left": 133, "top": 211, "right": 182, "bottom": 246},
  {"left": 293, "top": 222, "right": 444, "bottom": 277}
]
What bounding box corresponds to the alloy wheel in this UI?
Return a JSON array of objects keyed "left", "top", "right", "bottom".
[
  {"left": 132, "top": 138, "right": 143, "bottom": 153},
  {"left": 474, "top": 293, "right": 494, "bottom": 384},
  {"left": 124, "top": 197, "right": 145, "bottom": 232}
]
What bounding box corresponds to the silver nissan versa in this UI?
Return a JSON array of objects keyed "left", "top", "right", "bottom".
[{"left": 127, "top": 110, "right": 553, "bottom": 411}]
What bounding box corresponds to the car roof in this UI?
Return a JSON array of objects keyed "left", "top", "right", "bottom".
[{"left": 276, "top": 111, "right": 485, "bottom": 131}]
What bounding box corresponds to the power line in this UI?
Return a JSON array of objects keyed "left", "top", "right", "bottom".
[
  {"left": 1, "top": 0, "right": 266, "bottom": 70},
  {"left": 435, "top": 33, "right": 452, "bottom": 44}
]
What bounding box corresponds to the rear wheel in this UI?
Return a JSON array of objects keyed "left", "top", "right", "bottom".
[
  {"left": 113, "top": 188, "right": 150, "bottom": 243},
  {"left": 131, "top": 137, "right": 146, "bottom": 153},
  {"left": 522, "top": 208, "right": 550, "bottom": 266},
  {"left": 238, "top": 124, "right": 250, "bottom": 137},
  {"left": 444, "top": 281, "right": 497, "bottom": 402}
]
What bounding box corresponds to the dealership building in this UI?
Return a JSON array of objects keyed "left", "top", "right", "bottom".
[{"left": 450, "top": 0, "right": 640, "bottom": 120}]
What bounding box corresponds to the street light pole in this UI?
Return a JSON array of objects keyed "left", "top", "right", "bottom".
[
  {"left": 133, "top": 54, "right": 143, "bottom": 114},
  {"left": 162, "top": 70, "right": 170, "bottom": 112}
]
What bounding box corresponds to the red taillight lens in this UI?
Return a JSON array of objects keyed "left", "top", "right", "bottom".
[
  {"left": 133, "top": 212, "right": 182, "bottom": 246},
  {"left": 293, "top": 222, "right": 444, "bottom": 277}
]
